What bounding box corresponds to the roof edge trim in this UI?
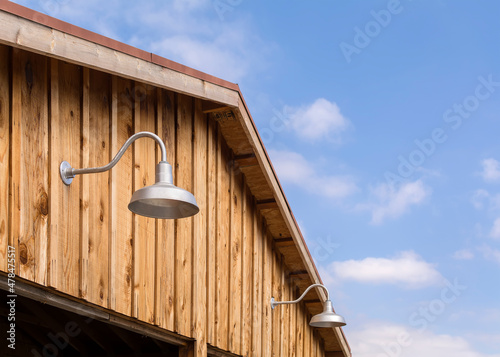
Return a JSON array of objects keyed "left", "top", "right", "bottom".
[{"left": 0, "top": 1, "right": 239, "bottom": 91}]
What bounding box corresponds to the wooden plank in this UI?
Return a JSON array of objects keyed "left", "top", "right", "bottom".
[
  {"left": 304, "top": 305, "right": 311, "bottom": 357},
  {"left": 86, "top": 69, "right": 110, "bottom": 307},
  {"left": 271, "top": 250, "right": 282, "bottom": 356},
  {"left": 241, "top": 181, "right": 253, "bottom": 356},
  {"left": 234, "top": 153, "right": 258, "bottom": 168},
  {"left": 156, "top": 88, "right": 176, "bottom": 330},
  {"left": 0, "top": 45, "right": 9, "bottom": 272},
  {"left": 251, "top": 215, "right": 263, "bottom": 355},
  {"left": 11, "top": 49, "right": 49, "bottom": 284},
  {"left": 192, "top": 98, "right": 208, "bottom": 356},
  {"left": 290, "top": 287, "right": 297, "bottom": 357},
  {"left": 174, "top": 93, "right": 193, "bottom": 335},
  {"left": 215, "top": 128, "right": 230, "bottom": 350},
  {"left": 110, "top": 76, "right": 134, "bottom": 315},
  {"left": 132, "top": 83, "right": 156, "bottom": 323},
  {"left": 238, "top": 166, "right": 274, "bottom": 202},
  {"left": 312, "top": 331, "right": 318, "bottom": 357},
  {"left": 80, "top": 67, "right": 90, "bottom": 300},
  {"left": 56, "top": 60, "right": 82, "bottom": 296},
  {"left": 261, "top": 228, "right": 272, "bottom": 356},
  {"left": 296, "top": 295, "right": 304, "bottom": 357},
  {"left": 206, "top": 117, "right": 217, "bottom": 345},
  {"left": 281, "top": 267, "right": 290, "bottom": 357},
  {"left": 228, "top": 163, "right": 242, "bottom": 354},
  {"left": 0, "top": 12, "right": 240, "bottom": 107}
]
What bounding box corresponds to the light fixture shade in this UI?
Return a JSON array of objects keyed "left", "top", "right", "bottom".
[
  {"left": 128, "top": 161, "right": 199, "bottom": 219},
  {"left": 309, "top": 300, "right": 346, "bottom": 328}
]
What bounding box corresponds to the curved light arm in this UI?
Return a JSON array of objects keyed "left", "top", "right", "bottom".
[
  {"left": 60, "top": 131, "right": 167, "bottom": 185},
  {"left": 271, "top": 283, "right": 329, "bottom": 310}
]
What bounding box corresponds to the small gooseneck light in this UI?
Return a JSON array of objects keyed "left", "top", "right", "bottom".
[
  {"left": 60, "top": 131, "right": 199, "bottom": 219},
  {"left": 271, "top": 283, "right": 346, "bottom": 328}
]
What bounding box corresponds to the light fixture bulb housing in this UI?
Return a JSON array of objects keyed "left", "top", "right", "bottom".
[
  {"left": 128, "top": 161, "right": 199, "bottom": 219},
  {"left": 309, "top": 300, "right": 346, "bottom": 328}
]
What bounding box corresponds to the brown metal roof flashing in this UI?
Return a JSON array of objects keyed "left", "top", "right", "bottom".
[{"left": 0, "top": 1, "right": 239, "bottom": 91}]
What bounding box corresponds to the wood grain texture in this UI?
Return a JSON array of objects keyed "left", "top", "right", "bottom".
[
  {"left": 281, "top": 268, "right": 290, "bottom": 357},
  {"left": 304, "top": 298, "right": 311, "bottom": 357},
  {"left": 290, "top": 287, "right": 297, "bottom": 357},
  {"left": 296, "top": 298, "right": 305, "bottom": 357},
  {"left": 271, "top": 250, "right": 282, "bottom": 356},
  {"left": 206, "top": 117, "right": 217, "bottom": 346},
  {"left": 251, "top": 215, "right": 263, "bottom": 356},
  {"left": 241, "top": 182, "right": 253, "bottom": 356},
  {"left": 11, "top": 49, "right": 48, "bottom": 284},
  {"left": 110, "top": 76, "right": 134, "bottom": 315},
  {"left": 229, "top": 164, "right": 242, "bottom": 354},
  {"left": 192, "top": 98, "right": 207, "bottom": 356},
  {"left": 132, "top": 83, "right": 156, "bottom": 323},
  {"left": 56, "top": 60, "right": 82, "bottom": 296},
  {"left": 0, "top": 45, "right": 9, "bottom": 271},
  {"left": 175, "top": 93, "right": 194, "bottom": 335},
  {"left": 86, "top": 69, "right": 110, "bottom": 307},
  {"left": 261, "top": 228, "right": 272, "bottom": 356},
  {"left": 215, "top": 129, "right": 230, "bottom": 350},
  {"left": 79, "top": 67, "right": 90, "bottom": 300},
  {"left": 156, "top": 88, "right": 176, "bottom": 330}
]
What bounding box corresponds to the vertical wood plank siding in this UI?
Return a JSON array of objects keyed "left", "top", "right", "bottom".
[{"left": 0, "top": 45, "right": 329, "bottom": 357}]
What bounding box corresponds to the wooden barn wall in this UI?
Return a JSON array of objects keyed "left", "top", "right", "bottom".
[{"left": 0, "top": 46, "right": 328, "bottom": 357}]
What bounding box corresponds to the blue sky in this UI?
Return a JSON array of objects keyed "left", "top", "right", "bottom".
[{"left": 12, "top": 0, "right": 500, "bottom": 355}]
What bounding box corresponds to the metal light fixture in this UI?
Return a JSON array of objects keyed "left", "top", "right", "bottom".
[
  {"left": 60, "top": 131, "right": 199, "bottom": 219},
  {"left": 271, "top": 283, "right": 346, "bottom": 328}
]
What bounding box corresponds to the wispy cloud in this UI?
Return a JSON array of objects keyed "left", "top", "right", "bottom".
[
  {"left": 350, "top": 322, "right": 500, "bottom": 357},
  {"left": 268, "top": 149, "right": 358, "bottom": 199},
  {"left": 285, "top": 98, "right": 351, "bottom": 142},
  {"left": 480, "top": 158, "right": 500, "bottom": 183},
  {"left": 359, "top": 180, "right": 431, "bottom": 224},
  {"left": 15, "top": 0, "right": 273, "bottom": 82},
  {"left": 326, "top": 251, "right": 443, "bottom": 289},
  {"left": 471, "top": 189, "right": 494, "bottom": 210},
  {"left": 452, "top": 249, "right": 475, "bottom": 260},
  {"left": 489, "top": 218, "right": 500, "bottom": 240},
  {"left": 478, "top": 245, "right": 500, "bottom": 265}
]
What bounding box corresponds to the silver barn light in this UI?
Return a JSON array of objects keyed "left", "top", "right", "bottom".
[
  {"left": 271, "top": 283, "right": 346, "bottom": 328},
  {"left": 60, "top": 131, "right": 199, "bottom": 219}
]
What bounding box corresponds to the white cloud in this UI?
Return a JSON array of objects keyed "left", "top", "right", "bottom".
[
  {"left": 489, "top": 218, "right": 500, "bottom": 240},
  {"left": 480, "top": 158, "right": 500, "bottom": 183},
  {"left": 359, "top": 180, "right": 431, "bottom": 224},
  {"left": 285, "top": 98, "right": 350, "bottom": 142},
  {"left": 471, "top": 189, "right": 491, "bottom": 210},
  {"left": 351, "top": 322, "right": 500, "bottom": 357},
  {"left": 268, "top": 149, "right": 358, "bottom": 199},
  {"left": 453, "top": 249, "right": 475, "bottom": 260},
  {"left": 327, "top": 251, "right": 443, "bottom": 289},
  {"left": 478, "top": 245, "right": 500, "bottom": 265},
  {"left": 471, "top": 190, "right": 500, "bottom": 211}
]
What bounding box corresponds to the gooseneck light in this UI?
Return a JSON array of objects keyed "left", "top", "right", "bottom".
[
  {"left": 60, "top": 131, "right": 199, "bottom": 219},
  {"left": 271, "top": 283, "right": 346, "bottom": 328}
]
